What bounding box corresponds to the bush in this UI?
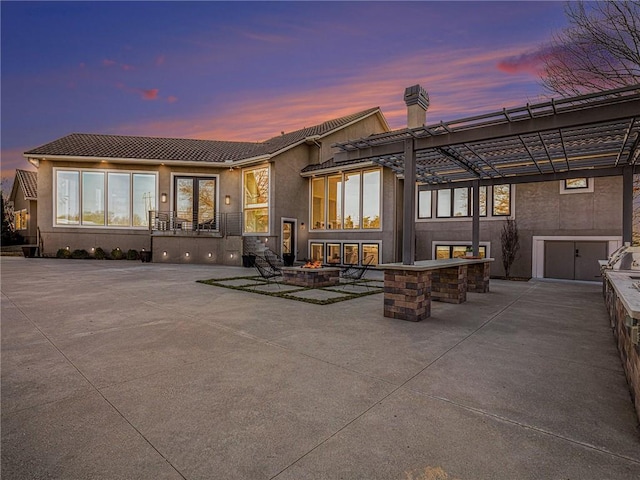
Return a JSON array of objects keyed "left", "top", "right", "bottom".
[
  {"left": 126, "top": 249, "right": 139, "bottom": 260},
  {"left": 111, "top": 247, "right": 125, "bottom": 260},
  {"left": 71, "top": 249, "right": 90, "bottom": 259},
  {"left": 94, "top": 247, "right": 107, "bottom": 260},
  {"left": 56, "top": 248, "right": 72, "bottom": 259}
]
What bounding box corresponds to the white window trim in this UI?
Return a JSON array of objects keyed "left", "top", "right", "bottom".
[
  {"left": 53, "top": 167, "right": 158, "bottom": 229},
  {"left": 242, "top": 164, "right": 271, "bottom": 236},
  {"left": 560, "top": 178, "right": 594, "bottom": 194}
]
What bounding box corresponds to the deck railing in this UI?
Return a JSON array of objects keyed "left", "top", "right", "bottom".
[{"left": 149, "top": 211, "right": 243, "bottom": 237}]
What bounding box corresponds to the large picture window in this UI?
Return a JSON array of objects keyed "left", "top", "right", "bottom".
[
  {"left": 55, "top": 169, "right": 156, "bottom": 228},
  {"left": 244, "top": 166, "right": 269, "bottom": 234},
  {"left": 310, "top": 168, "right": 381, "bottom": 231}
]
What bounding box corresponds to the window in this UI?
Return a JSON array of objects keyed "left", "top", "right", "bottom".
[
  {"left": 310, "top": 243, "right": 324, "bottom": 263},
  {"left": 310, "top": 168, "right": 381, "bottom": 231},
  {"left": 560, "top": 178, "right": 593, "bottom": 194},
  {"left": 565, "top": 178, "right": 588, "bottom": 189},
  {"left": 418, "top": 190, "right": 432, "bottom": 218},
  {"left": 311, "top": 177, "right": 325, "bottom": 229},
  {"left": 243, "top": 166, "right": 269, "bottom": 233},
  {"left": 55, "top": 169, "right": 156, "bottom": 228},
  {"left": 362, "top": 244, "right": 379, "bottom": 265},
  {"left": 492, "top": 184, "right": 511, "bottom": 216},
  {"left": 308, "top": 241, "right": 381, "bottom": 266},
  {"left": 424, "top": 185, "right": 509, "bottom": 220},
  {"left": 435, "top": 244, "right": 487, "bottom": 259},
  {"left": 327, "top": 243, "right": 341, "bottom": 264},
  {"left": 15, "top": 209, "right": 27, "bottom": 230},
  {"left": 175, "top": 176, "right": 217, "bottom": 229},
  {"left": 343, "top": 244, "right": 359, "bottom": 264}
]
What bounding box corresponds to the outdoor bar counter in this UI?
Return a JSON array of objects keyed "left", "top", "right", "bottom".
[
  {"left": 602, "top": 270, "right": 640, "bottom": 419},
  {"left": 377, "top": 258, "right": 494, "bottom": 322}
]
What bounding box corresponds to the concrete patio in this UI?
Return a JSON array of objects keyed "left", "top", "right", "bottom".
[{"left": 1, "top": 257, "right": 639, "bottom": 479}]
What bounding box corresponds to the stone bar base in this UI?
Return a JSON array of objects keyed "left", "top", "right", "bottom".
[
  {"left": 431, "top": 265, "right": 468, "bottom": 303},
  {"left": 281, "top": 267, "right": 340, "bottom": 287},
  {"left": 383, "top": 270, "right": 431, "bottom": 322},
  {"left": 467, "top": 262, "right": 491, "bottom": 293},
  {"left": 603, "top": 274, "right": 640, "bottom": 421}
]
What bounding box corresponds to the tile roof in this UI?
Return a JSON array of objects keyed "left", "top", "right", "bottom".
[
  {"left": 15, "top": 169, "right": 37, "bottom": 199},
  {"left": 24, "top": 108, "right": 382, "bottom": 164}
]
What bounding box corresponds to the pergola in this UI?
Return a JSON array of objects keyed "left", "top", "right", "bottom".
[{"left": 334, "top": 85, "right": 640, "bottom": 265}]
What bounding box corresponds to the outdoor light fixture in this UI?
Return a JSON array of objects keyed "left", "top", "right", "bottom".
[
  {"left": 301, "top": 222, "right": 305, "bottom": 230},
  {"left": 161, "top": 193, "right": 168, "bottom": 203},
  {"left": 185, "top": 252, "right": 190, "bottom": 257},
  {"left": 66, "top": 246, "right": 70, "bottom": 250},
  {"left": 208, "top": 252, "right": 212, "bottom": 258},
  {"left": 91, "top": 247, "right": 95, "bottom": 252},
  {"left": 225, "top": 195, "right": 231, "bottom": 205},
  {"left": 163, "top": 251, "right": 167, "bottom": 256}
]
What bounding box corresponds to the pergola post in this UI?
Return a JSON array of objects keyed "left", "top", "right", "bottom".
[
  {"left": 403, "top": 138, "right": 416, "bottom": 265},
  {"left": 472, "top": 180, "right": 480, "bottom": 255},
  {"left": 623, "top": 166, "right": 634, "bottom": 244}
]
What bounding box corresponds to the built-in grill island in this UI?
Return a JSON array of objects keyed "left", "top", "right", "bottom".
[{"left": 601, "top": 245, "right": 640, "bottom": 420}]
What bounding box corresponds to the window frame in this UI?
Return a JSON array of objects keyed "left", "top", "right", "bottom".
[
  {"left": 54, "top": 168, "right": 158, "bottom": 229},
  {"left": 242, "top": 165, "right": 270, "bottom": 235}
]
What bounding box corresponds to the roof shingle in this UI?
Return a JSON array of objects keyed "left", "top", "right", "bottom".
[{"left": 15, "top": 169, "right": 37, "bottom": 199}]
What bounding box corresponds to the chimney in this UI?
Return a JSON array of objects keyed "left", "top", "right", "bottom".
[{"left": 404, "top": 84, "right": 429, "bottom": 129}]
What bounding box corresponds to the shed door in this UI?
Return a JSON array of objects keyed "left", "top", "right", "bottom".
[{"left": 544, "top": 241, "right": 607, "bottom": 281}]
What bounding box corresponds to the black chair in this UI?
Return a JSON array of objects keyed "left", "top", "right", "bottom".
[
  {"left": 340, "top": 262, "right": 372, "bottom": 289},
  {"left": 253, "top": 255, "right": 282, "bottom": 287},
  {"left": 264, "top": 249, "right": 284, "bottom": 273}
]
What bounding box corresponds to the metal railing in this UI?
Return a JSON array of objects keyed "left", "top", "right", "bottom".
[{"left": 149, "top": 211, "right": 243, "bottom": 237}]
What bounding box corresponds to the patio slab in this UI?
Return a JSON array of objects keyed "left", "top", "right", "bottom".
[{"left": 2, "top": 257, "right": 639, "bottom": 480}]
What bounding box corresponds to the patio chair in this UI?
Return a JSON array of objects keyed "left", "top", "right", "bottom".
[
  {"left": 340, "top": 261, "right": 372, "bottom": 289},
  {"left": 264, "top": 248, "right": 284, "bottom": 273},
  {"left": 253, "top": 255, "right": 282, "bottom": 287}
]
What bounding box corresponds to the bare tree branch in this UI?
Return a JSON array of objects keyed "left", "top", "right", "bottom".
[{"left": 541, "top": 1, "right": 640, "bottom": 96}]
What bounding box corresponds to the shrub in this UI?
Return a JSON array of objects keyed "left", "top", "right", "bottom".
[
  {"left": 111, "top": 247, "right": 125, "bottom": 260},
  {"left": 56, "top": 248, "right": 72, "bottom": 259},
  {"left": 126, "top": 249, "right": 139, "bottom": 260},
  {"left": 94, "top": 247, "right": 107, "bottom": 260},
  {"left": 71, "top": 249, "right": 90, "bottom": 259}
]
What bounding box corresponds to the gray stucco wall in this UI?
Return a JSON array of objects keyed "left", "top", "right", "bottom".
[{"left": 415, "top": 176, "right": 622, "bottom": 278}]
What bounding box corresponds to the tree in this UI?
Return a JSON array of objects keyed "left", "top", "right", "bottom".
[
  {"left": 540, "top": 1, "right": 640, "bottom": 96},
  {"left": 501, "top": 219, "right": 520, "bottom": 279}
]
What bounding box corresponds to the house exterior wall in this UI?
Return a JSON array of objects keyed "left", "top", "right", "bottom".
[
  {"left": 415, "top": 176, "right": 622, "bottom": 278},
  {"left": 12, "top": 191, "right": 37, "bottom": 244}
]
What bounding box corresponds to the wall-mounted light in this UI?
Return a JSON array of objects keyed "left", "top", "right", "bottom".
[
  {"left": 66, "top": 246, "right": 70, "bottom": 250},
  {"left": 163, "top": 251, "right": 167, "bottom": 256},
  {"left": 208, "top": 252, "right": 212, "bottom": 258},
  {"left": 161, "top": 193, "right": 168, "bottom": 203},
  {"left": 225, "top": 195, "right": 231, "bottom": 205},
  {"left": 301, "top": 222, "right": 305, "bottom": 231},
  {"left": 185, "top": 252, "right": 190, "bottom": 257},
  {"left": 91, "top": 247, "right": 95, "bottom": 252}
]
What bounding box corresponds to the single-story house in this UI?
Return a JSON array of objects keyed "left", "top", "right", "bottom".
[
  {"left": 8, "top": 169, "right": 38, "bottom": 244},
  {"left": 23, "top": 85, "right": 639, "bottom": 280}
]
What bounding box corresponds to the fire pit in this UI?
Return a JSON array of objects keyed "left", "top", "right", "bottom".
[{"left": 281, "top": 264, "right": 341, "bottom": 287}]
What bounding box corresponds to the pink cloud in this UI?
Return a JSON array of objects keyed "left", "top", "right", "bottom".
[
  {"left": 155, "top": 55, "right": 165, "bottom": 66},
  {"left": 102, "top": 59, "right": 117, "bottom": 67},
  {"left": 120, "top": 63, "right": 135, "bottom": 71},
  {"left": 141, "top": 89, "right": 159, "bottom": 100},
  {"left": 167, "top": 95, "right": 178, "bottom": 103},
  {"left": 0, "top": 146, "right": 36, "bottom": 182},
  {"left": 497, "top": 48, "right": 550, "bottom": 76}
]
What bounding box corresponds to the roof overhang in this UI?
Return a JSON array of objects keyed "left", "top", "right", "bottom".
[
  {"left": 23, "top": 153, "right": 272, "bottom": 168},
  {"left": 334, "top": 85, "right": 640, "bottom": 185}
]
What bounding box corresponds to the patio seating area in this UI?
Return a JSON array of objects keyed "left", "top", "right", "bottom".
[{"left": 1, "top": 257, "right": 639, "bottom": 480}]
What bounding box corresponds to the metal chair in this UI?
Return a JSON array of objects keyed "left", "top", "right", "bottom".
[
  {"left": 253, "top": 255, "right": 282, "bottom": 287},
  {"left": 340, "top": 262, "right": 372, "bottom": 289},
  {"left": 264, "top": 249, "right": 284, "bottom": 273}
]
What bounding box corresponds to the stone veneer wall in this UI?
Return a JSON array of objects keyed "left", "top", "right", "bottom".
[
  {"left": 431, "top": 266, "right": 467, "bottom": 304},
  {"left": 467, "top": 262, "right": 491, "bottom": 293},
  {"left": 383, "top": 270, "right": 431, "bottom": 321},
  {"left": 603, "top": 277, "right": 640, "bottom": 420}
]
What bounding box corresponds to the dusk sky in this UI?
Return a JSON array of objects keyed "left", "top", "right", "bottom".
[{"left": 1, "top": 1, "right": 570, "bottom": 180}]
